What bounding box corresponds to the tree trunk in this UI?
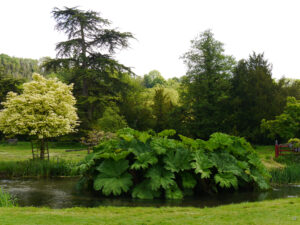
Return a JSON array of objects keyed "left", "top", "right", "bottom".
[
  {"left": 40, "top": 139, "right": 45, "bottom": 160},
  {"left": 79, "top": 23, "right": 93, "bottom": 122}
]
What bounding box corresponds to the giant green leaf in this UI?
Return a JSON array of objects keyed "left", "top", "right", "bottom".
[
  {"left": 132, "top": 180, "right": 161, "bottom": 199},
  {"left": 247, "top": 153, "right": 263, "bottom": 168},
  {"left": 191, "top": 150, "right": 214, "bottom": 178},
  {"left": 210, "top": 152, "right": 243, "bottom": 176},
  {"left": 138, "top": 132, "right": 151, "bottom": 143},
  {"left": 165, "top": 184, "right": 183, "bottom": 199},
  {"left": 158, "top": 129, "right": 176, "bottom": 137},
  {"left": 93, "top": 172, "right": 133, "bottom": 196},
  {"left": 131, "top": 152, "right": 158, "bottom": 170},
  {"left": 94, "top": 150, "right": 130, "bottom": 161},
  {"left": 164, "top": 148, "right": 191, "bottom": 172},
  {"left": 93, "top": 159, "right": 133, "bottom": 196},
  {"left": 96, "top": 159, "right": 129, "bottom": 176},
  {"left": 214, "top": 173, "right": 238, "bottom": 189},
  {"left": 207, "top": 132, "right": 233, "bottom": 151},
  {"left": 150, "top": 138, "right": 167, "bottom": 155},
  {"left": 181, "top": 172, "right": 197, "bottom": 189},
  {"left": 250, "top": 169, "right": 270, "bottom": 190},
  {"left": 145, "top": 165, "right": 175, "bottom": 190}
]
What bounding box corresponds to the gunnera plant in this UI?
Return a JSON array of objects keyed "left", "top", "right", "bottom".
[{"left": 77, "top": 128, "right": 270, "bottom": 199}]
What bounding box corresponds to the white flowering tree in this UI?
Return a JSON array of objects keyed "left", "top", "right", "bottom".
[{"left": 0, "top": 73, "right": 79, "bottom": 159}]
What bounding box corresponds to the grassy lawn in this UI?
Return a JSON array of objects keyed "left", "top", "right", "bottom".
[
  {"left": 0, "top": 142, "right": 292, "bottom": 170},
  {"left": 0, "top": 142, "right": 287, "bottom": 168},
  {"left": 0, "top": 142, "right": 88, "bottom": 162},
  {"left": 0, "top": 197, "right": 299, "bottom": 224},
  {"left": 254, "top": 145, "right": 284, "bottom": 169}
]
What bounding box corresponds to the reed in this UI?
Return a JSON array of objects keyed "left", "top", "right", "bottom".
[
  {"left": 0, "top": 188, "right": 17, "bottom": 207},
  {"left": 270, "top": 164, "right": 300, "bottom": 184},
  {"left": 0, "top": 158, "right": 79, "bottom": 178}
]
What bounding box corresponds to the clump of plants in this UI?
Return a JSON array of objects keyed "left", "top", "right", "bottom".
[
  {"left": 0, "top": 159, "right": 78, "bottom": 178},
  {"left": 270, "top": 164, "right": 300, "bottom": 184},
  {"left": 0, "top": 188, "right": 17, "bottom": 207},
  {"left": 77, "top": 128, "right": 270, "bottom": 199},
  {"left": 288, "top": 138, "right": 300, "bottom": 148}
]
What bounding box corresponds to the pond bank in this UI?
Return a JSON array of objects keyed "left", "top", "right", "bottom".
[
  {"left": 0, "top": 197, "right": 300, "bottom": 225},
  {"left": 1, "top": 178, "right": 300, "bottom": 209}
]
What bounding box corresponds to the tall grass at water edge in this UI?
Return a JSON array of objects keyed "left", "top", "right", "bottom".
[
  {"left": 0, "top": 158, "right": 79, "bottom": 177},
  {"left": 270, "top": 155, "right": 300, "bottom": 184},
  {"left": 270, "top": 164, "right": 300, "bottom": 184},
  {"left": 0, "top": 188, "right": 17, "bottom": 207}
]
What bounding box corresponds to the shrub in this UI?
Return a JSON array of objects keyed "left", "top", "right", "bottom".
[{"left": 77, "top": 128, "right": 270, "bottom": 199}]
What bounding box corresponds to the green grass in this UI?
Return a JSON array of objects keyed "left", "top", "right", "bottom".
[
  {"left": 0, "top": 198, "right": 300, "bottom": 224},
  {"left": 0, "top": 141, "right": 88, "bottom": 162},
  {"left": 0, "top": 142, "right": 85, "bottom": 177},
  {"left": 0, "top": 159, "right": 79, "bottom": 178},
  {"left": 254, "top": 145, "right": 300, "bottom": 184},
  {"left": 0, "top": 188, "right": 16, "bottom": 207},
  {"left": 253, "top": 145, "right": 285, "bottom": 169},
  {"left": 270, "top": 164, "right": 300, "bottom": 184}
]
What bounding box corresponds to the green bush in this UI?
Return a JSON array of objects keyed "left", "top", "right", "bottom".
[
  {"left": 0, "top": 188, "right": 17, "bottom": 207},
  {"left": 77, "top": 128, "right": 270, "bottom": 199},
  {"left": 0, "top": 159, "right": 78, "bottom": 177}
]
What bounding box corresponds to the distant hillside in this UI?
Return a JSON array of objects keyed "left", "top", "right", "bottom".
[{"left": 0, "top": 54, "right": 42, "bottom": 79}]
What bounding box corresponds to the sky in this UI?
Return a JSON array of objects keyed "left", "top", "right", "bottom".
[{"left": 0, "top": 0, "right": 300, "bottom": 79}]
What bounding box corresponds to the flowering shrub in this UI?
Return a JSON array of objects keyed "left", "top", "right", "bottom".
[{"left": 0, "top": 73, "right": 79, "bottom": 139}]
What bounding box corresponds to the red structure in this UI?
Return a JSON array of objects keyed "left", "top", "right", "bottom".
[{"left": 275, "top": 142, "right": 296, "bottom": 158}]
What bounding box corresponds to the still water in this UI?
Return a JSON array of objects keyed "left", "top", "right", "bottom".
[{"left": 0, "top": 178, "right": 299, "bottom": 209}]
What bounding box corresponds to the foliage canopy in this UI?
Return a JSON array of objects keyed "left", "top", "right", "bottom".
[
  {"left": 43, "top": 6, "right": 134, "bottom": 128},
  {"left": 261, "top": 96, "right": 300, "bottom": 141},
  {"left": 0, "top": 73, "right": 79, "bottom": 139}
]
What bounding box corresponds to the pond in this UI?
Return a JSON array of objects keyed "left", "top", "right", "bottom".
[{"left": 0, "top": 178, "right": 299, "bottom": 208}]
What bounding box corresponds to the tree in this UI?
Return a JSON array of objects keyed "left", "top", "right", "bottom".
[
  {"left": 0, "top": 54, "right": 41, "bottom": 79},
  {"left": 119, "top": 86, "right": 155, "bottom": 131},
  {"left": 143, "top": 70, "right": 166, "bottom": 88},
  {"left": 152, "top": 88, "right": 176, "bottom": 132},
  {"left": 0, "top": 74, "right": 79, "bottom": 159},
  {"left": 0, "top": 74, "right": 24, "bottom": 139},
  {"left": 261, "top": 96, "right": 300, "bottom": 141},
  {"left": 43, "top": 7, "right": 134, "bottom": 128},
  {"left": 276, "top": 78, "right": 300, "bottom": 109},
  {"left": 97, "top": 107, "right": 128, "bottom": 132},
  {"left": 0, "top": 75, "right": 23, "bottom": 110},
  {"left": 228, "top": 53, "right": 278, "bottom": 143},
  {"left": 180, "top": 30, "right": 236, "bottom": 139}
]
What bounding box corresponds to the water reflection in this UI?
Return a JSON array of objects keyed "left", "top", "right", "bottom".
[{"left": 0, "top": 178, "right": 299, "bottom": 209}]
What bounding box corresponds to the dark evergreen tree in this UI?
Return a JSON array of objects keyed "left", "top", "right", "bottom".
[
  {"left": 0, "top": 75, "right": 23, "bottom": 109},
  {"left": 180, "top": 30, "right": 236, "bottom": 139},
  {"left": 43, "top": 7, "right": 134, "bottom": 128},
  {"left": 228, "top": 53, "right": 278, "bottom": 143},
  {"left": 152, "top": 88, "right": 173, "bottom": 132}
]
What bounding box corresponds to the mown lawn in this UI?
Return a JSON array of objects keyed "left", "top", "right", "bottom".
[
  {"left": 0, "top": 143, "right": 287, "bottom": 168},
  {"left": 0, "top": 141, "right": 88, "bottom": 162},
  {"left": 254, "top": 145, "right": 284, "bottom": 169},
  {"left": 0, "top": 197, "right": 299, "bottom": 225}
]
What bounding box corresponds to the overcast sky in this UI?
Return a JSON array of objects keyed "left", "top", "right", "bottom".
[{"left": 1, "top": 0, "right": 300, "bottom": 79}]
